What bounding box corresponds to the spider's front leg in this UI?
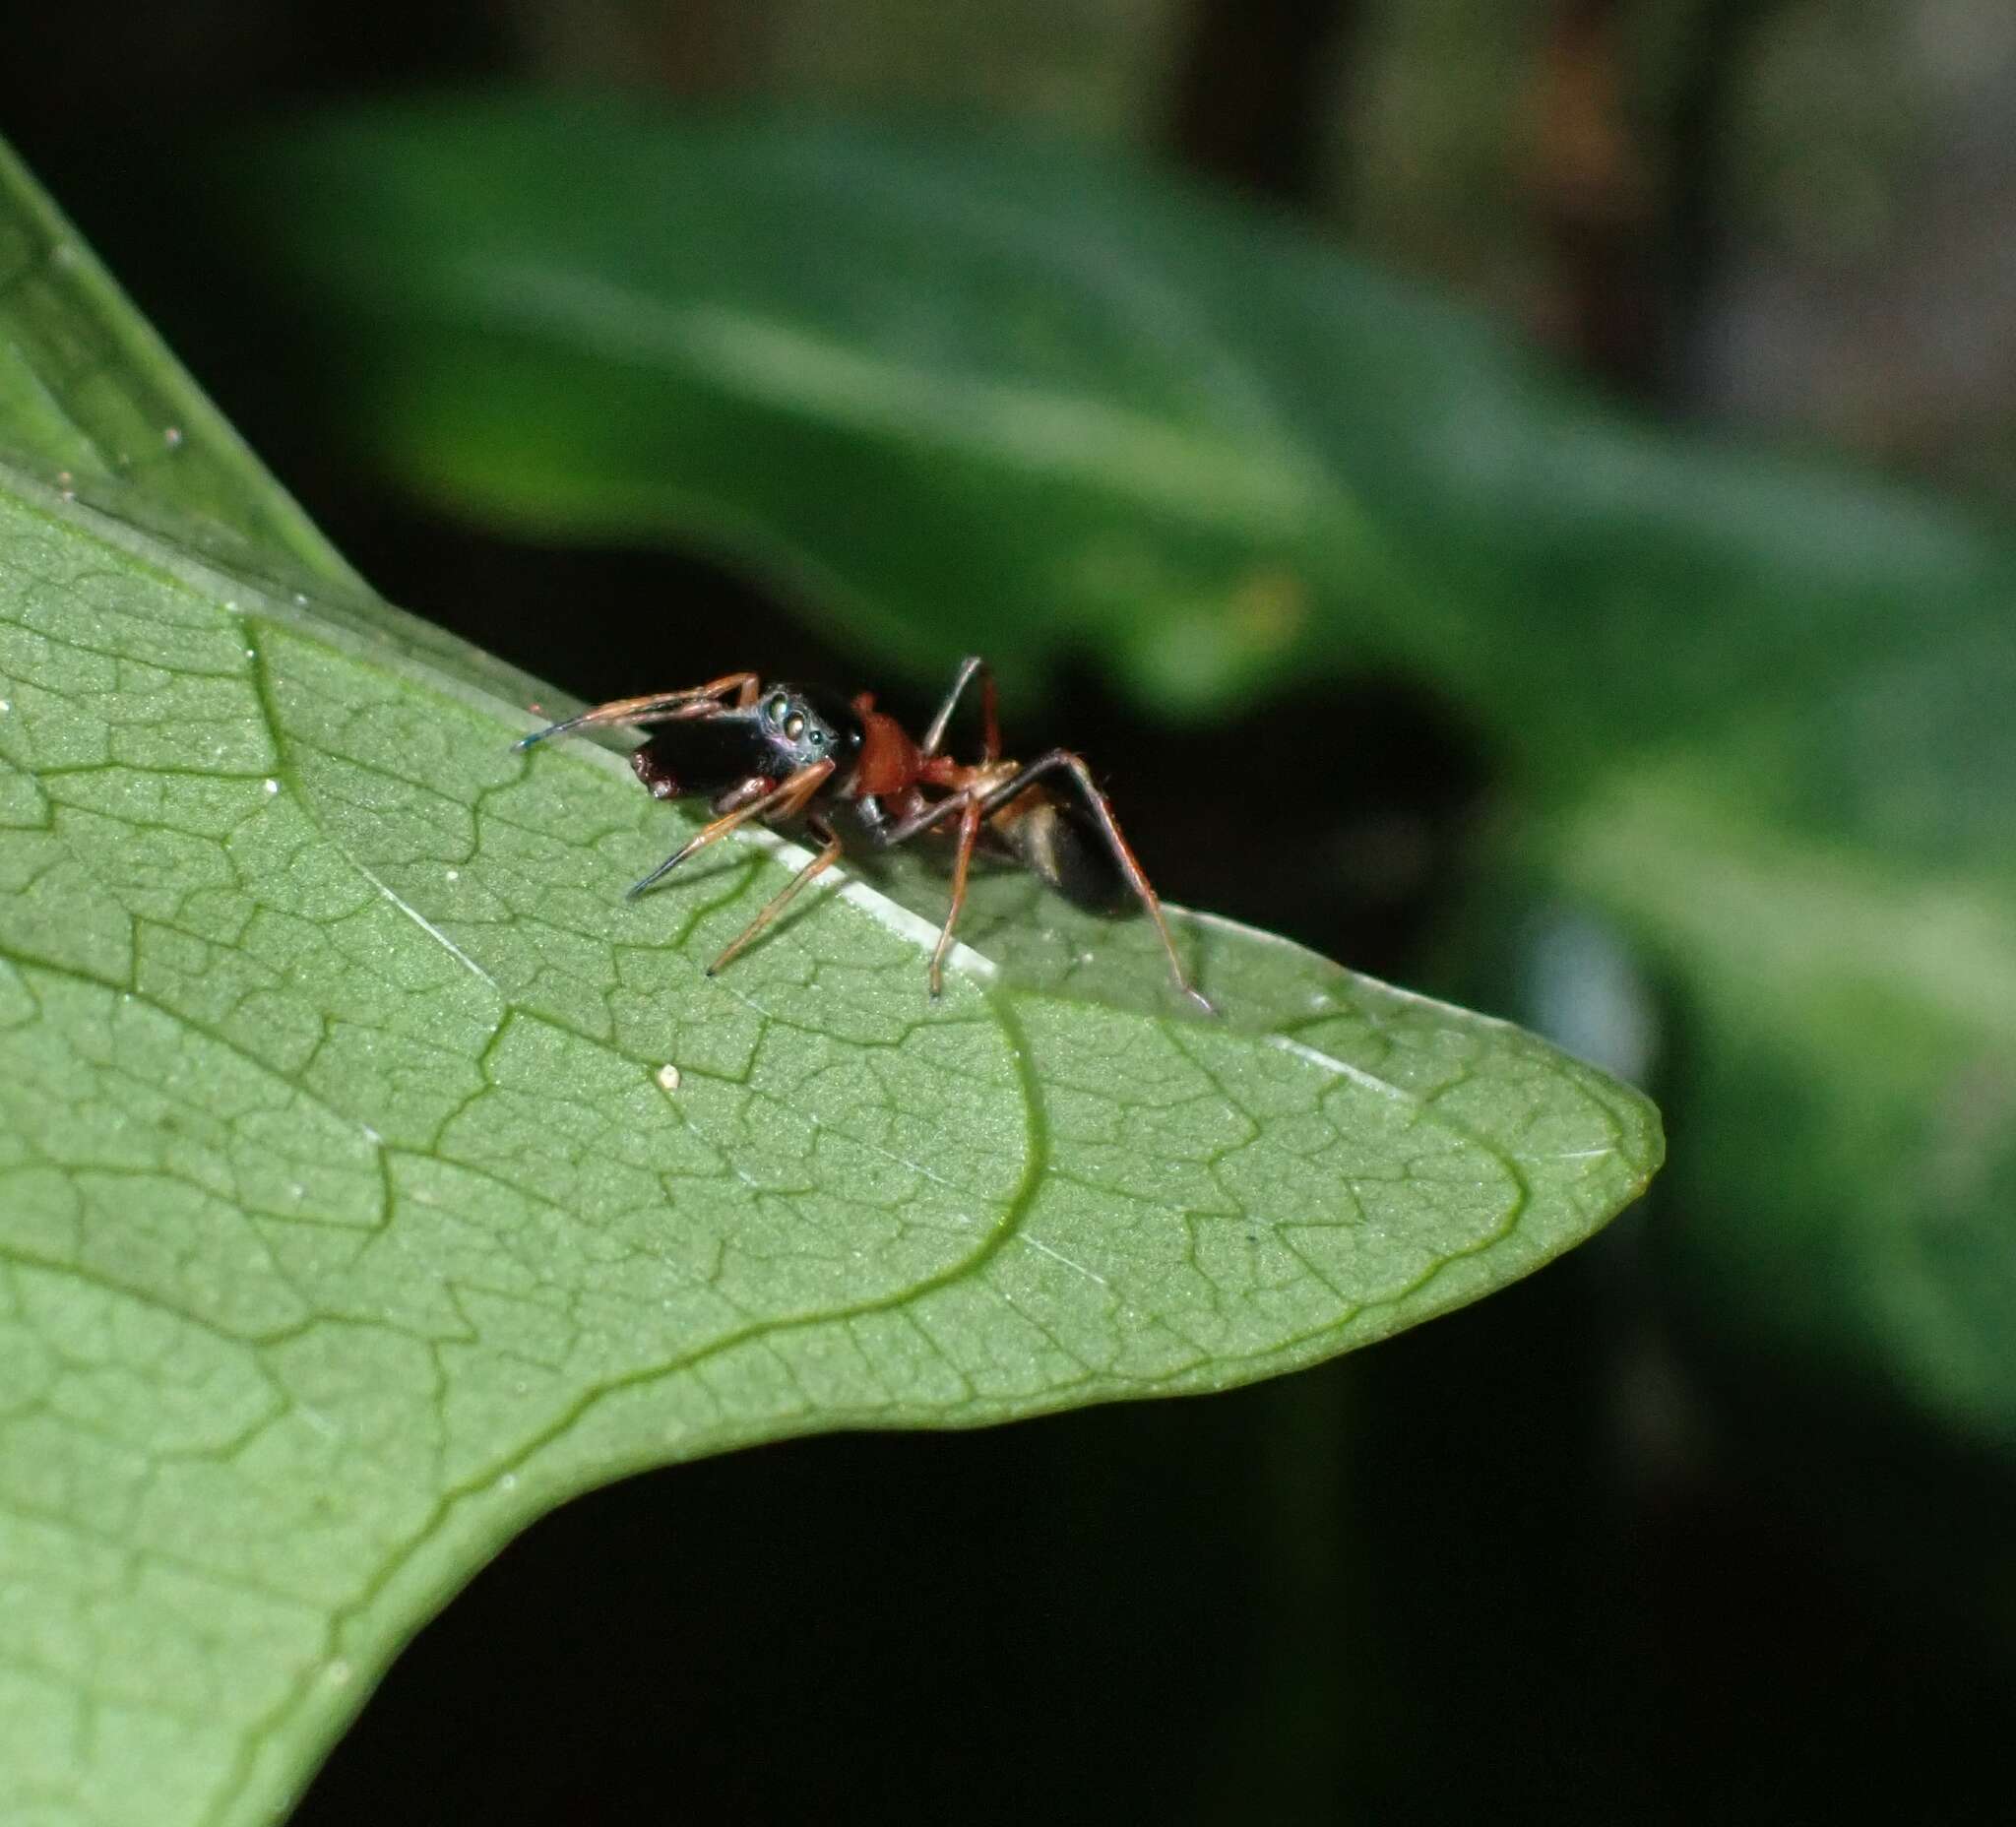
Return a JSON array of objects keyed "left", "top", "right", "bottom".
[{"left": 514, "top": 672, "right": 761, "bottom": 750}]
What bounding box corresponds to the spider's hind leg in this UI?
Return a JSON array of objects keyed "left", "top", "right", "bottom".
[{"left": 982, "top": 751, "right": 1214, "bottom": 1015}]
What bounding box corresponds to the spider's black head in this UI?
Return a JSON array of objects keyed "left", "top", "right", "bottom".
[
  {"left": 628, "top": 681, "right": 866, "bottom": 805},
  {"left": 754, "top": 682, "right": 865, "bottom": 779}
]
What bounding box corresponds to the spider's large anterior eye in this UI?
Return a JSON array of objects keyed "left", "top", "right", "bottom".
[
  {"left": 784, "top": 713, "right": 805, "bottom": 739},
  {"left": 767, "top": 694, "right": 789, "bottom": 723}
]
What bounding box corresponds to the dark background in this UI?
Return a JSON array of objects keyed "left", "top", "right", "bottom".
[{"left": 5, "top": 3, "right": 2013, "bottom": 1820}]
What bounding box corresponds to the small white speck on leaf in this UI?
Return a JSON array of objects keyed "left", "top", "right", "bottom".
[
  {"left": 263, "top": 780, "right": 280, "bottom": 794},
  {"left": 656, "top": 1063, "right": 682, "bottom": 1093},
  {"left": 162, "top": 425, "right": 184, "bottom": 450},
  {"left": 446, "top": 868, "right": 460, "bottom": 882},
  {"left": 500, "top": 1473, "right": 518, "bottom": 1492},
  {"left": 325, "top": 1661, "right": 352, "bottom": 1686}
]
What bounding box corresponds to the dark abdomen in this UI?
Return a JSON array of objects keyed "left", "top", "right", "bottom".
[{"left": 988, "top": 787, "right": 1130, "bottom": 914}]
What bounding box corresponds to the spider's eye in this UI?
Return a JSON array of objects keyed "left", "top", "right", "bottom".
[
  {"left": 767, "top": 694, "right": 789, "bottom": 723},
  {"left": 809, "top": 727, "right": 826, "bottom": 747},
  {"left": 784, "top": 713, "right": 806, "bottom": 739}
]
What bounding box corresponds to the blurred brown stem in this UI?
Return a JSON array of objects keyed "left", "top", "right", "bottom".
[
  {"left": 1530, "top": 0, "right": 1788, "bottom": 404},
  {"left": 1528, "top": 0, "right": 1661, "bottom": 392},
  {"left": 1167, "top": 0, "right": 1362, "bottom": 207}
]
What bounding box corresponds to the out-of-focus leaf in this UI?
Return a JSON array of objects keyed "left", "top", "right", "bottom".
[
  {"left": 0, "top": 138, "right": 1660, "bottom": 1827},
  {"left": 1541, "top": 769, "right": 2016, "bottom": 1444},
  {"left": 219, "top": 99, "right": 2014, "bottom": 791}
]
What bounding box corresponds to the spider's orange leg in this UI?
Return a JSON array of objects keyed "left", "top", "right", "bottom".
[
  {"left": 626, "top": 758, "right": 834, "bottom": 899},
  {"left": 980, "top": 751, "right": 1214, "bottom": 1015},
  {"left": 707, "top": 816, "right": 846, "bottom": 976},
  {"left": 927, "top": 797, "right": 984, "bottom": 997}
]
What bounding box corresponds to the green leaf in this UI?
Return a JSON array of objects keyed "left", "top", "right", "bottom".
[
  {"left": 0, "top": 152, "right": 1658, "bottom": 1826},
  {"left": 214, "top": 94, "right": 2016, "bottom": 1474}
]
